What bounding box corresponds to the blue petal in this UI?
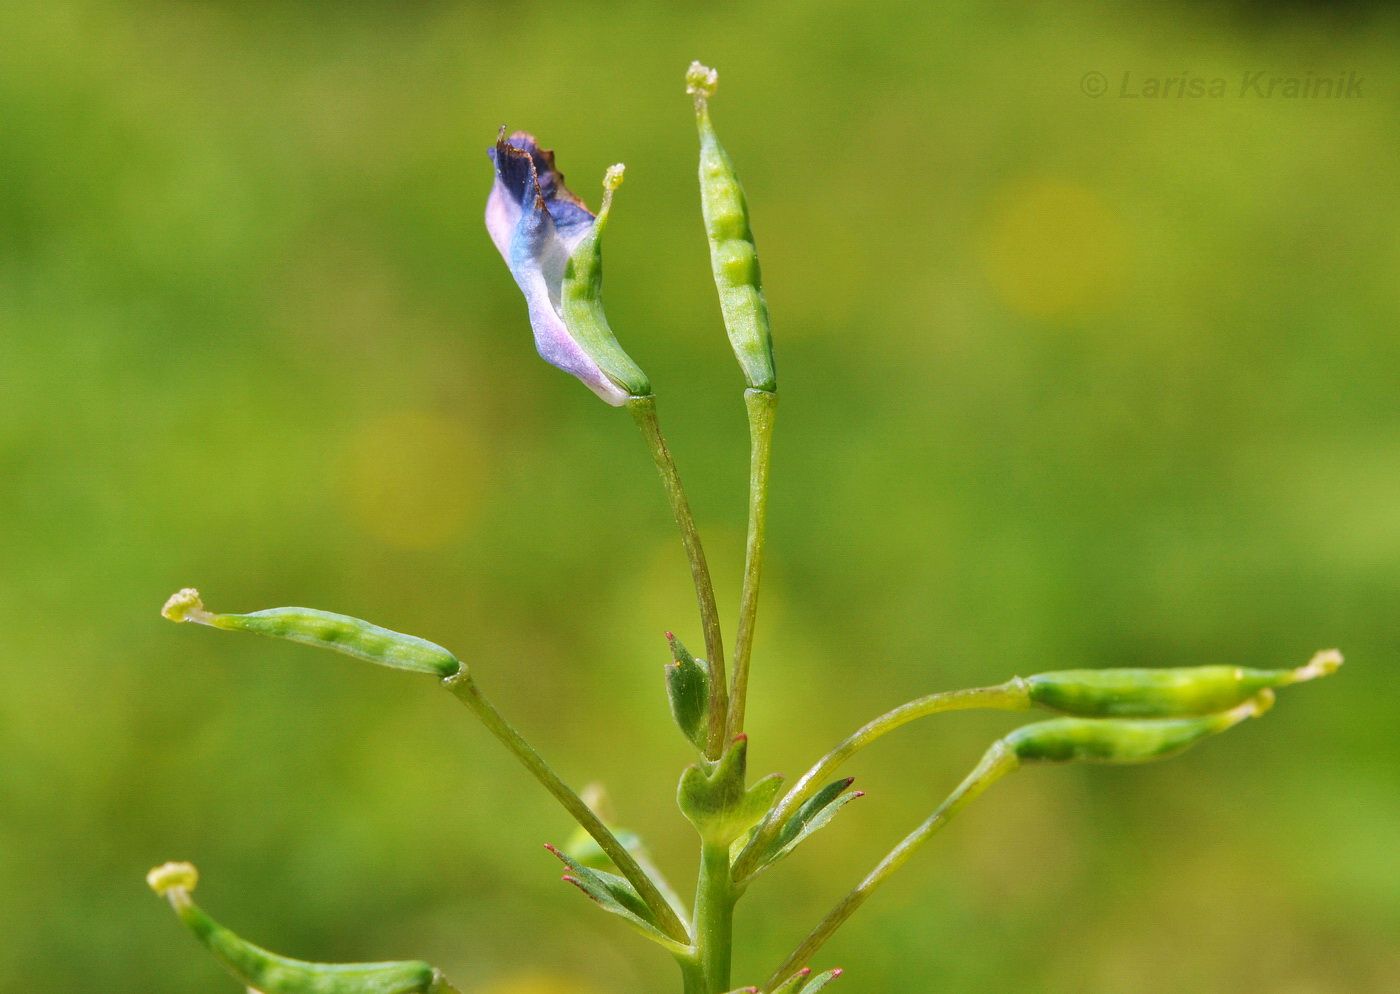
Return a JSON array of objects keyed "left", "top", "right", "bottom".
[
  {"left": 489, "top": 131, "right": 595, "bottom": 251},
  {"left": 485, "top": 130, "right": 628, "bottom": 405}
]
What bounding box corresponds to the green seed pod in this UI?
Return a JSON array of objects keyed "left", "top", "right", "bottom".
[
  {"left": 1008, "top": 691, "right": 1273, "bottom": 765},
  {"left": 146, "top": 863, "right": 459, "bottom": 994},
  {"left": 687, "top": 61, "right": 776, "bottom": 392},
  {"left": 560, "top": 164, "right": 651, "bottom": 398},
  {"left": 162, "top": 588, "right": 461, "bottom": 678},
  {"left": 1026, "top": 650, "right": 1341, "bottom": 718}
]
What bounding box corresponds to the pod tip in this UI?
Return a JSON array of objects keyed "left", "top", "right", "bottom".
[
  {"left": 161, "top": 588, "right": 208, "bottom": 624},
  {"left": 604, "top": 163, "right": 625, "bottom": 191},
  {"left": 686, "top": 61, "right": 718, "bottom": 101},
  {"left": 1244, "top": 688, "right": 1276, "bottom": 718},
  {"left": 1296, "top": 649, "right": 1343, "bottom": 682},
  {"left": 147, "top": 861, "right": 198, "bottom": 896}
]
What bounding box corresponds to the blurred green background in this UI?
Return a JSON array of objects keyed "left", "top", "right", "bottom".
[{"left": 1, "top": 1, "right": 1397, "bottom": 991}]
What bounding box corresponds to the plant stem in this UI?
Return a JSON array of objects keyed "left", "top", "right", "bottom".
[
  {"left": 677, "top": 954, "right": 709, "bottom": 994},
  {"left": 694, "top": 841, "right": 735, "bottom": 992},
  {"left": 761, "top": 742, "right": 1021, "bottom": 991},
  {"left": 444, "top": 671, "right": 690, "bottom": 944},
  {"left": 727, "top": 389, "right": 776, "bottom": 741},
  {"left": 629, "top": 395, "right": 729, "bottom": 760},
  {"left": 733, "top": 680, "right": 1031, "bottom": 882}
]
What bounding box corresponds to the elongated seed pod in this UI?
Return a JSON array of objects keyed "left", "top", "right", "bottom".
[
  {"left": 1008, "top": 691, "right": 1273, "bottom": 765},
  {"left": 1026, "top": 650, "right": 1341, "bottom": 718},
  {"left": 147, "top": 863, "right": 458, "bottom": 994},
  {"left": 560, "top": 164, "right": 651, "bottom": 398},
  {"left": 162, "top": 588, "right": 461, "bottom": 678},
  {"left": 687, "top": 62, "right": 776, "bottom": 392}
]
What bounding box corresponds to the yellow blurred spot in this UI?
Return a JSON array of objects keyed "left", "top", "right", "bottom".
[
  {"left": 474, "top": 972, "right": 602, "bottom": 994},
  {"left": 980, "top": 177, "right": 1127, "bottom": 319},
  {"left": 343, "top": 412, "right": 484, "bottom": 549}
]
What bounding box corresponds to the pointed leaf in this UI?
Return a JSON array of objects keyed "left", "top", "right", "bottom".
[
  {"left": 770, "top": 969, "right": 811, "bottom": 994},
  {"left": 738, "top": 779, "right": 863, "bottom": 880},
  {"left": 547, "top": 847, "right": 691, "bottom": 954},
  {"left": 801, "top": 969, "right": 843, "bottom": 992}
]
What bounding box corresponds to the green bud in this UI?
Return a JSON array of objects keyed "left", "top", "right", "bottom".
[
  {"left": 146, "top": 862, "right": 459, "bottom": 994},
  {"left": 687, "top": 61, "right": 776, "bottom": 392},
  {"left": 678, "top": 735, "right": 785, "bottom": 845},
  {"left": 560, "top": 163, "right": 652, "bottom": 398},
  {"left": 1008, "top": 691, "right": 1273, "bottom": 765},
  {"left": 162, "top": 588, "right": 461, "bottom": 678},
  {"left": 1026, "top": 650, "right": 1342, "bottom": 718},
  {"left": 665, "top": 632, "right": 711, "bottom": 751}
]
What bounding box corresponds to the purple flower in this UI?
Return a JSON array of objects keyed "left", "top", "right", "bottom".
[{"left": 487, "top": 130, "right": 646, "bottom": 404}]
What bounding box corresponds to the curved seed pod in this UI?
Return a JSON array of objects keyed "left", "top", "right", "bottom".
[
  {"left": 1008, "top": 691, "right": 1273, "bottom": 765},
  {"left": 686, "top": 62, "right": 776, "bottom": 392},
  {"left": 162, "top": 588, "right": 461, "bottom": 678},
  {"left": 559, "top": 164, "right": 651, "bottom": 398},
  {"left": 1026, "top": 650, "right": 1341, "bottom": 718},
  {"left": 146, "top": 863, "right": 460, "bottom": 994}
]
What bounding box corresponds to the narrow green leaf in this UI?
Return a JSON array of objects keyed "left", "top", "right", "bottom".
[
  {"left": 801, "top": 968, "right": 843, "bottom": 992},
  {"left": 770, "top": 968, "right": 811, "bottom": 993},
  {"left": 740, "top": 779, "right": 863, "bottom": 879},
  {"left": 546, "top": 847, "right": 692, "bottom": 955}
]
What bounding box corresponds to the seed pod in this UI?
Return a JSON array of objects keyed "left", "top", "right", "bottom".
[
  {"left": 559, "top": 164, "right": 651, "bottom": 399},
  {"left": 147, "top": 862, "right": 459, "bottom": 994},
  {"left": 162, "top": 588, "right": 461, "bottom": 678},
  {"left": 1008, "top": 691, "right": 1273, "bottom": 765},
  {"left": 686, "top": 61, "right": 776, "bottom": 392},
  {"left": 1026, "top": 650, "right": 1341, "bottom": 718}
]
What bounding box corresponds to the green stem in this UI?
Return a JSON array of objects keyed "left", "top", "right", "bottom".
[
  {"left": 444, "top": 671, "right": 690, "bottom": 944},
  {"left": 733, "top": 680, "right": 1030, "bottom": 882},
  {"left": 694, "top": 841, "right": 735, "bottom": 992},
  {"left": 761, "top": 742, "right": 1021, "bottom": 991},
  {"left": 727, "top": 389, "right": 776, "bottom": 741},
  {"left": 677, "top": 954, "right": 708, "bottom": 994},
  {"left": 629, "top": 395, "right": 729, "bottom": 760}
]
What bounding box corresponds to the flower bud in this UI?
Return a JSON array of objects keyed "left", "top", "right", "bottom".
[
  {"left": 147, "top": 862, "right": 458, "bottom": 994},
  {"left": 162, "top": 588, "right": 461, "bottom": 678},
  {"left": 687, "top": 62, "right": 776, "bottom": 392},
  {"left": 487, "top": 130, "right": 649, "bottom": 404},
  {"left": 1026, "top": 650, "right": 1341, "bottom": 718},
  {"left": 1008, "top": 691, "right": 1273, "bottom": 765},
  {"left": 665, "top": 632, "right": 710, "bottom": 751}
]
